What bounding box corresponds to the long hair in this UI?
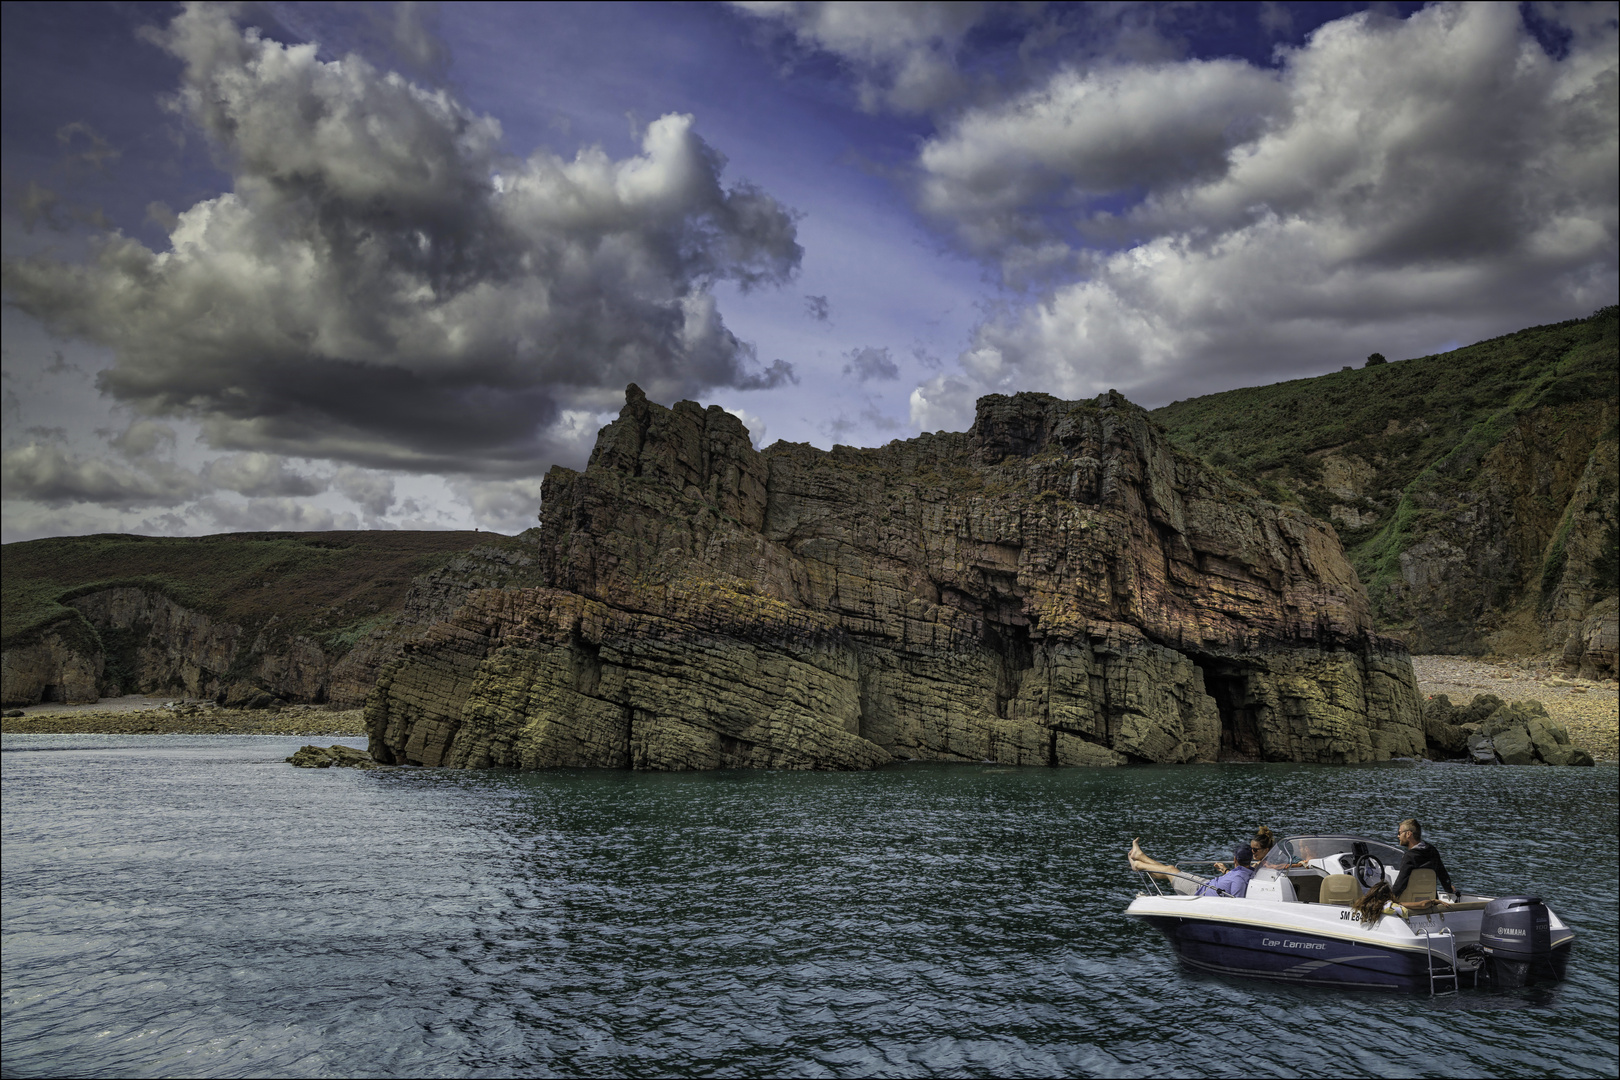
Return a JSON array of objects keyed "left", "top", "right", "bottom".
[{"left": 1354, "top": 882, "right": 1392, "bottom": 928}]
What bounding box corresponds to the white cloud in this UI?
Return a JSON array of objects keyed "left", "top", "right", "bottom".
[
  {"left": 332, "top": 466, "right": 398, "bottom": 518},
  {"left": 195, "top": 496, "right": 360, "bottom": 533},
  {"left": 1, "top": 438, "right": 199, "bottom": 508},
  {"left": 723, "top": 406, "right": 768, "bottom": 447},
  {"left": 449, "top": 476, "right": 547, "bottom": 533},
  {"left": 201, "top": 453, "right": 326, "bottom": 498},
  {"left": 733, "top": 1, "right": 988, "bottom": 113},
  {"left": 2, "top": 3, "right": 802, "bottom": 481},
  {"left": 915, "top": 2, "right": 1619, "bottom": 409},
  {"left": 917, "top": 59, "right": 1284, "bottom": 261}
]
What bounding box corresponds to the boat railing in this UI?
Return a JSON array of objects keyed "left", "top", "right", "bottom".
[{"left": 1135, "top": 869, "right": 1240, "bottom": 898}]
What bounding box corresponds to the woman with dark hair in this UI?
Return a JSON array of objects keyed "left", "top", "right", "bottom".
[
  {"left": 1250, "top": 825, "right": 1306, "bottom": 870},
  {"left": 1354, "top": 882, "right": 1393, "bottom": 927}
]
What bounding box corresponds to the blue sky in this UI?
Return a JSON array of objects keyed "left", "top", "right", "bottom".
[{"left": 2, "top": 1, "right": 1615, "bottom": 541}]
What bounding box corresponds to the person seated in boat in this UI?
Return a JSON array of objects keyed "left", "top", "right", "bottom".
[
  {"left": 1251, "top": 826, "right": 1312, "bottom": 870},
  {"left": 1250, "top": 826, "right": 1290, "bottom": 868},
  {"left": 1392, "top": 818, "right": 1457, "bottom": 902},
  {"left": 1129, "top": 839, "right": 1255, "bottom": 897}
]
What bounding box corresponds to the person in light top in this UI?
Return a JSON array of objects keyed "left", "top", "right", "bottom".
[{"left": 1129, "top": 839, "right": 1255, "bottom": 897}]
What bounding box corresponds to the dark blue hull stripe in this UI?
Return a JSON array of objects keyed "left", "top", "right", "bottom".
[
  {"left": 1141, "top": 916, "right": 1573, "bottom": 991},
  {"left": 1143, "top": 916, "right": 1450, "bottom": 991}
]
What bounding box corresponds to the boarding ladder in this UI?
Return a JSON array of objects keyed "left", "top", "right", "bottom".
[{"left": 1413, "top": 916, "right": 1459, "bottom": 996}]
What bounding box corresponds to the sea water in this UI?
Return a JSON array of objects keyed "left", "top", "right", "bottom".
[{"left": 2, "top": 734, "right": 1616, "bottom": 1079}]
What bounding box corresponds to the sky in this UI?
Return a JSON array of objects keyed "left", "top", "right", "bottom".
[{"left": 2, "top": 1, "right": 1615, "bottom": 543}]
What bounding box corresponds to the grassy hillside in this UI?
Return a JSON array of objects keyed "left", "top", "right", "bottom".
[
  {"left": 1, "top": 530, "right": 535, "bottom": 655},
  {"left": 1152, "top": 306, "right": 1619, "bottom": 641}
]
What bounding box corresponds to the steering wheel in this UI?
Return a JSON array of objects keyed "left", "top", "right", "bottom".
[{"left": 1353, "top": 852, "right": 1384, "bottom": 890}]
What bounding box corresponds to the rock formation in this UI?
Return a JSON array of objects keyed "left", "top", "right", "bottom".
[
  {"left": 286, "top": 744, "right": 383, "bottom": 769},
  {"left": 1, "top": 627, "right": 102, "bottom": 704},
  {"left": 367, "top": 387, "right": 1424, "bottom": 770},
  {"left": 1423, "top": 693, "right": 1595, "bottom": 766},
  {"left": 1152, "top": 307, "right": 1618, "bottom": 666}
]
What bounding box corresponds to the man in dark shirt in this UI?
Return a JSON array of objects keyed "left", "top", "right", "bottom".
[{"left": 1392, "top": 818, "right": 1457, "bottom": 899}]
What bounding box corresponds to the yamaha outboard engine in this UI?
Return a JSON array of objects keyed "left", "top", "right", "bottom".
[{"left": 1479, "top": 896, "right": 1553, "bottom": 987}]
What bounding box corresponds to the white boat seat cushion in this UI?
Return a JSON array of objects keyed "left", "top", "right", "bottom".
[
  {"left": 1397, "top": 868, "right": 1438, "bottom": 904},
  {"left": 1321, "top": 873, "right": 1359, "bottom": 905}
]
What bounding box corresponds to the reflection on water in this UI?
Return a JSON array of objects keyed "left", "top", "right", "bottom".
[{"left": 3, "top": 735, "right": 1616, "bottom": 1079}]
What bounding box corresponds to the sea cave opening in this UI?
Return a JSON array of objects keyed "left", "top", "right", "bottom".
[
  {"left": 983, "top": 619, "right": 1033, "bottom": 719},
  {"left": 1190, "top": 658, "right": 1263, "bottom": 761}
]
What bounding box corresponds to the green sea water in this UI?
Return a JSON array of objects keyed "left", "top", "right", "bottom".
[{"left": 2, "top": 735, "right": 1616, "bottom": 1078}]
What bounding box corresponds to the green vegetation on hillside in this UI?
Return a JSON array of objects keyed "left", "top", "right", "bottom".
[
  {"left": 1151, "top": 306, "right": 1619, "bottom": 636},
  {"left": 1154, "top": 308, "right": 1615, "bottom": 514},
  {"left": 1, "top": 530, "right": 533, "bottom": 654}
]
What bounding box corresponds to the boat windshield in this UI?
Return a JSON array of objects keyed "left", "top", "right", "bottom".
[{"left": 1267, "top": 835, "right": 1407, "bottom": 870}]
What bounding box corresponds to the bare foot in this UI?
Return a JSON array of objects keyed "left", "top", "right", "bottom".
[{"left": 1130, "top": 837, "right": 1145, "bottom": 860}]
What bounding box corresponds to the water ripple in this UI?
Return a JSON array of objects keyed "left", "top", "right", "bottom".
[{"left": 3, "top": 736, "right": 1616, "bottom": 1078}]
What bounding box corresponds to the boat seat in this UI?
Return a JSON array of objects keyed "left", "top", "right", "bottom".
[
  {"left": 1396, "top": 868, "right": 1438, "bottom": 905},
  {"left": 1320, "top": 874, "right": 1359, "bottom": 905}
]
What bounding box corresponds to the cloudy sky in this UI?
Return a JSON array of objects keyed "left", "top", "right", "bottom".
[{"left": 2, "top": 2, "right": 1615, "bottom": 542}]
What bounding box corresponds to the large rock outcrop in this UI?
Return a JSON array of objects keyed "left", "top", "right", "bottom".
[
  {"left": 367, "top": 388, "right": 1423, "bottom": 770},
  {"left": 1153, "top": 307, "right": 1618, "bottom": 661}
]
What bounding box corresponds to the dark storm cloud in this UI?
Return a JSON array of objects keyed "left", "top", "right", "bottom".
[{"left": 2, "top": 4, "right": 802, "bottom": 478}]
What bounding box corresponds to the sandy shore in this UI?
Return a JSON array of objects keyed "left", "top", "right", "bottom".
[{"left": 4, "top": 657, "right": 1615, "bottom": 759}]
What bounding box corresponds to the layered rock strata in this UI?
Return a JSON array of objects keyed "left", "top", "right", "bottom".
[
  {"left": 368, "top": 387, "right": 1423, "bottom": 770},
  {"left": 0, "top": 628, "right": 102, "bottom": 704}
]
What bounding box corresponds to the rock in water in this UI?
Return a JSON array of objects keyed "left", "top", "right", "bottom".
[
  {"left": 366, "top": 388, "right": 1424, "bottom": 770},
  {"left": 286, "top": 744, "right": 380, "bottom": 769}
]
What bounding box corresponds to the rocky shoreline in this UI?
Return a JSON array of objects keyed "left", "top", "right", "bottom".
[
  {"left": 1411, "top": 655, "right": 1619, "bottom": 761},
  {"left": 4, "top": 655, "right": 1614, "bottom": 762},
  {"left": 1, "top": 698, "right": 366, "bottom": 737}
]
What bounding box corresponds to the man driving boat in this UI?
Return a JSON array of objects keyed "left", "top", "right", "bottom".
[{"left": 1393, "top": 818, "right": 1457, "bottom": 902}]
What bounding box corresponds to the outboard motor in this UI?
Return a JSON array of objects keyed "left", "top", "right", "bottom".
[{"left": 1479, "top": 896, "right": 1553, "bottom": 987}]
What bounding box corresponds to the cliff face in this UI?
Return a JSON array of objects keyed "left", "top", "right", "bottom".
[
  {"left": 1153, "top": 307, "right": 1618, "bottom": 668},
  {"left": 367, "top": 388, "right": 1422, "bottom": 770},
  {"left": 1376, "top": 401, "right": 1618, "bottom": 665},
  {"left": 0, "top": 538, "right": 541, "bottom": 708},
  {"left": 0, "top": 628, "right": 102, "bottom": 704}
]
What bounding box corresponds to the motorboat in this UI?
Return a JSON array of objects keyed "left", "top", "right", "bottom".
[{"left": 1124, "top": 834, "right": 1575, "bottom": 993}]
